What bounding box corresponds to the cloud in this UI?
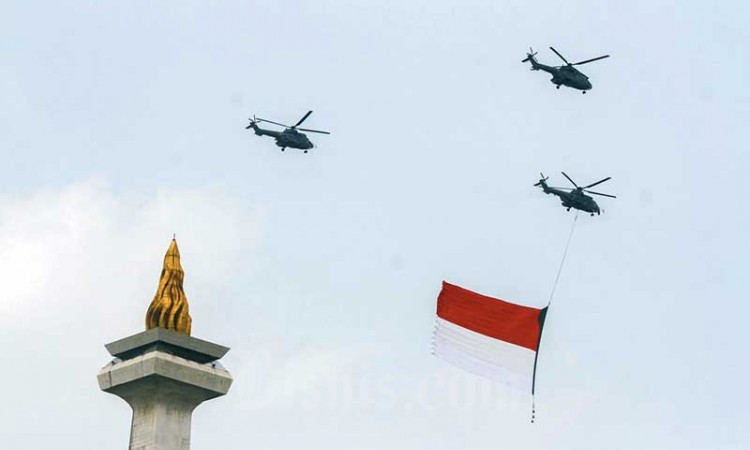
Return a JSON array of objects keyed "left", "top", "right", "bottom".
[
  {"left": 228, "top": 341, "right": 376, "bottom": 412},
  {"left": 0, "top": 178, "right": 262, "bottom": 333}
]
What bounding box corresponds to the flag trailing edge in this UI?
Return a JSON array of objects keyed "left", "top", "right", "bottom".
[{"left": 432, "top": 281, "right": 548, "bottom": 393}]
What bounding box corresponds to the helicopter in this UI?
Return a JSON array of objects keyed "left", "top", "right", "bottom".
[
  {"left": 522, "top": 47, "right": 609, "bottom": 93},
  {"left": 245, "top": 110, "right": 330, "bottom": 153},
  {"left": 535, "top": 172, "right": 615, "bottom": 216}
]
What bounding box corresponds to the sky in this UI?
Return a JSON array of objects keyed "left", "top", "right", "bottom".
[{"left": 0, "top": 1, "right": 748, "bottom": 449}]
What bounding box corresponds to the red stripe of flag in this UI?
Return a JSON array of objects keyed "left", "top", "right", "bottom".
[{"left": 436, "top": 281, "right": 545, "bottom": 351}]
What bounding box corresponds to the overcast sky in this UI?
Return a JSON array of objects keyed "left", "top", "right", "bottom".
[{"left": 1, "top": 1, "right": 748, "bottom": 449}]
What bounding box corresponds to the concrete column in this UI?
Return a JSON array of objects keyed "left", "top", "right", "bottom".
[
  {"left": 128, "top": 391, "right": 196, "bottom": 450},
  {"left": 98, "top": 329, "right": 233, "bottom": 450}
]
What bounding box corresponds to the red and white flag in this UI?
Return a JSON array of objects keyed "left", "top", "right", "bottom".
[{"left": 432, "top": 281, "right": 548, "bottom": 393}]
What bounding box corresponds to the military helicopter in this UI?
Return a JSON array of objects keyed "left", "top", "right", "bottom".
[
  {"left": 535, "top": 172, "right": 615, "bottom": 216},
  {"left": 245, "top": 110, "right": 330, "bottom": 153},
  {"left": 522, "top": 47, "right": 609, "bottom": 93}
]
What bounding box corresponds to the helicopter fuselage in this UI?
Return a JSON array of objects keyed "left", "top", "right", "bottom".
[
  {"left": 538, "top": 182, "right": 600, "bottom": 214},
  {"left": 531, "top": 62, "right": 592, "bottom": 91},
  {"left": 248, "top": 124, "right": 314, "bottom": 150}
]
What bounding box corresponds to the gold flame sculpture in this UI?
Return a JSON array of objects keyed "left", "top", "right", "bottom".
[{"left": 146, "top": 238, "right": 192, "bottom": 335}]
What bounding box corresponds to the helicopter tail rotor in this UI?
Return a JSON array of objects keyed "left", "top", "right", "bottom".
[
  {"left": 521, "top": 47, "right": 538, "bottom": 62},
  {"left": 522, "top": 47, "right": 539, "bottom": 69},
  {"left": 245, "top": 116, "right": 257, "bottom": 129},
  {"left": 534, "top": 172, "right": 549, "bottom": 187}
]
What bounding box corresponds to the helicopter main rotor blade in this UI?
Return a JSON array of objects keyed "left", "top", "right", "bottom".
[
  {"left": 561, "top": 171, "right": 579, "bottom": 188},
  {"left": 549, "top": 47, "right": 570, "bottom": 65},
  {"left": 585, "top": 190, "right": 617, "bottom": 198},
  {"left": 255, "top": 117, "right": 289, "bottom": 128},
  {"left": 572, "top": 54, "right": 610, "bottom": 66},
  {"left": 584, "top": 177, "right": 612, "bottom": 189},
  {"left": 297, "top": 127, "right": 330, "bottom": 135},
  {"left": 293, "top": 110, "right": 313, "bottom": 128}
]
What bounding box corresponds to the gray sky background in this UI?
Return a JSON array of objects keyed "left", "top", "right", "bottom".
[{"left": 1, "top": 1, "right": 748, "bottom": 449}]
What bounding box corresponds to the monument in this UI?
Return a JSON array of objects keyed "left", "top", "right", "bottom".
[{"left": 98, "top": 239, "right": 233, "bottom": 450}]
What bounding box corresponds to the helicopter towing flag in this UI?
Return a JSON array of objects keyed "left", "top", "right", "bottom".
[{"left": 432, "top": 281, "right": 548, "bottom": 393}]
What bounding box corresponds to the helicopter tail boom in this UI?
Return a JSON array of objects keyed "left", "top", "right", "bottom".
[
  {"left": 245, "top": 119, "right": 282, "bottom": 138},
  {"left": 521, "top": 48, "right": 540, "bottom": 70},
  {"left": 534, "top": 173, "right": 550, "bottom": 192},
  {"left": 246, "top": 116, "right": 263, "bottom": 134},
  {"left": 246, "top": 121, "right": 265, "bottom": 135}
]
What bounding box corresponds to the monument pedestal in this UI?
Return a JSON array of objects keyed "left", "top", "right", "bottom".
[{"left": 98, "top": 328, "right": 233, "bottom": 450}]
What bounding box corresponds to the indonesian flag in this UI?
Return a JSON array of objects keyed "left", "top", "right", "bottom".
[{"left": 432, "top": 281, "right": 548, "bottom": 393}]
